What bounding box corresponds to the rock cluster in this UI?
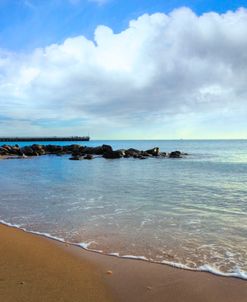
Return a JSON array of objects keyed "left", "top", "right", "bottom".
[{"left": 0, "top": 144, "right": 188, "bottom": 160}]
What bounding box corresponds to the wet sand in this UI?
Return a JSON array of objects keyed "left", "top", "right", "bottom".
[{"left": 1, "top": 223, "right": 247, "bottom": 302}]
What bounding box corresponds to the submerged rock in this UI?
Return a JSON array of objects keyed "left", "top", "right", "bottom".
[
  {"left": 84, "top": 154, "right": 93, "bottom": 160},
  {"left": 160, "top": 152, "right": 167, "bottom": 157},
  {"left": 69, "top": 155, "right": 81, "bottom": 160},
  {"left": 169, "top": 151, "right": 182, "bottom": 158},
  {"left": 137, "top": 155, "right": 147, "bottom": 159}
]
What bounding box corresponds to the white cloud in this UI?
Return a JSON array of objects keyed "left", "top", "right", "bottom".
[{"left": 0, "top": 7, "right": 247, "bottom": 138}]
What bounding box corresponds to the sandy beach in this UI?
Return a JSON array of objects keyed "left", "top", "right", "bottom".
[
  {"left": 0, "top": 223, "right": 113, "bottom": 302},
  {"left": 1, "top": 223, "right": 247, "bottom": 302}
]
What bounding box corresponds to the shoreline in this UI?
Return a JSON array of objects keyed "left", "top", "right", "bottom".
[
  {"left": 1, "top": 223, "right": 247, "bottom": 302},
  {"left": 1, "top": 219, "right": 246, "bottom": 280}
]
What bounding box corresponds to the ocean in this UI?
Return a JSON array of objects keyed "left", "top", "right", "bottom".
[{"left": 0, "top": 140, "right": 246, "bottom": 279}]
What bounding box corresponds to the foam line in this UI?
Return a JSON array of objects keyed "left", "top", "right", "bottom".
[{"left": 0, "top": 219, "right": 246, "bottom": 280}]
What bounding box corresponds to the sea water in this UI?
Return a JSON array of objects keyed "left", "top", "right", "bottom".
[{"left": 0, "top": 140, "right": 246, "bottom": 279}]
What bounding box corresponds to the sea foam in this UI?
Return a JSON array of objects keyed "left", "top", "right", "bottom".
[{"left": 0, "top": 219, "right": 246, "bottom": 280}]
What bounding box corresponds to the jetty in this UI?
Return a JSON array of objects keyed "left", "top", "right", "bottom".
[{"left": 0, "top": 136, "right": 90, "bottom": 142}]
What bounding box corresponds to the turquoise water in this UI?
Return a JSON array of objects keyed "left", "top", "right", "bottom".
[{"left": 0, "top": 140, "right": 247, "bottom": 278}]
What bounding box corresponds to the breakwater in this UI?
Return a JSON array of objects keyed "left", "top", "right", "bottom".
[
  {"left": 0, "top": 143, "right": 187, "bottom": 159},
  {"left": 0, "top": 136, "right": 90, "bottom": 142}
]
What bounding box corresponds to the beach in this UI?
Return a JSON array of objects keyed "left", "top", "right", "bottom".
[
  {"left": 1, "top": 223, "right": 247, "bottom": 302},
  {"left": 1, "top": 0, "right": 247, "bottom": 300},
  {"left": 0, "top": 223, "right": 113, "bottom": 302}
]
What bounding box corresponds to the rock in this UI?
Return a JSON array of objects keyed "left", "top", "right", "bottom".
[
  {"left": 69, "top": 155, "right": 81, "bottom": 160},
  {"left": 84, "top": 154, "right": 93, "bottom": 160},
  {"left": 31, "top": 144, "right": 46, "bottom": 155},
  {"left": 125, "top": 148, "right": 141, "bottom": 157},
  {"left": 103, "top": 150, "right": 123, "bottom": 159},
  {"left": 20, "top": 146, "right": 35, "bottom": 156},
  {"left": 115, "top": 149, "right": 126, "bottom": 157},
  {"left": 1, "top": 146, "right": 15, "bottom": 155},
  {"left": 0, "top": 147, "right": 8, "bottom": 155},
  {"left": 91, "top": 146, "right": 104, "bottom": 155},
  {"left": 81, "top": 145, "right": 113, "bottom": 156},
  {"left": 145, "top": 147, "right": 160, "bottom": 156},
  {"left": 137, "top": 155, "right": 146, "bottom": 159},
  {"left": 2, "top": 145, "right": 12, "bottom": 151},
  {"left": 10, "top": 146, "right": 21, "bottom": 155},
  {"left": 0, "top": 143, "right": 187, "bottom": 161},
  {"left": 80, "top": 147, "right": 96, "bottom": 155},
  {"left": 106, "top": 270, "right": 113, "bottom": 275},
  {"left": 65, "top": 144, "right": 81, "bottom": 154},
  {"left": 160, "top": 152, "right": 167, "bottom": 157},
  {"left": 140, "top": 151, "right": 152, "bottom": 157},
  {"left": 45, "top": 145, "right": 63, "bottom": 154},
  {"left": 19, "top": 281, "right": 25, "bottom": 285},
  {"left": 102, "top": 144, "right": 113, "bottom": 153},
  {"left": 169, "top": 151, "right": 182, "bottom": 158}
]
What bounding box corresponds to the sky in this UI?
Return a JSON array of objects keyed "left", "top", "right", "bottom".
[{"left": 0, "top": 0, "right": 247, "bottom": 139}]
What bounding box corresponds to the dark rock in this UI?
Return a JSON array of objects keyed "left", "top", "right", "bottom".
[
  {"left": 1, "top": 145, "right": 12, "bottom": 154},
  {"left": 169, "top": 151, "right": 182, "bottom": 158},
  {"left": 65, "top": 144, "right": 81, "bottom": 153},
  {"left": 103, "top": 150, "right": 123, "bottom": 159},
  {"left": 91, "top": 146, "right": 104, "bottom": 155},
  {"left": 20, "top": 146, "right": 35, "bottom": 156},
  {"left": 2, "top": 144, "right": 11, "bottom": 150},
  {"left": 45, "top": 145, "right": 64, "bottom": 154},
  {"left": 0, "top": 143, "right": 187, "bottom": 161},
  {"left": 125, "top": 148, "right": 141, "bottom": 157},
  {"left": 79, "top": 147, "right": 95, "bottom": 155},
  {"left": 71, "top": 150, "right": 81, "bottom": 157},
  {"left": 102, "top": 144, "right": 113, "bottom": 153},
  {"left": 84, "top": 154, "right": 93, "bottom": 160},
  {"left": 137, "top": 155, "right": 146, "bottom": 159},
  {"left": 31, "top": 144, "right": 46, "bottom": 155},
  {"left": 115, "top": 149, "right": 126, "bottom": 157},
  {"left": 12, "top": 146, "right": 21, "bottom": 155},
  {"left": 140, "top": 151, "right": 152, "bottom": 157},
  {"left": 146, "top": 147, "right": 160, "bottom": 156},
  {"left": 0, "top": 147, "right": 8, "bottom": 155},
  {"left": 69, "top": 155, "right": 81, "bottom": 160},
  {"left": 160, "top": 152, "right": 167, "bottom": 157}
]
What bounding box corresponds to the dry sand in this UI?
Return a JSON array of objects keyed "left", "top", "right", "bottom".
[
  {"left": 0, "top": 224, "right": 113, "bottom": 302},
  {"left": 1, "top": 223, "right": 247, "bottom": 302}
]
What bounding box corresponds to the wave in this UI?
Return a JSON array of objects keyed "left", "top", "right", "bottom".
[{"left": 0, "top": 219, "right": 246, "bottom": 281}]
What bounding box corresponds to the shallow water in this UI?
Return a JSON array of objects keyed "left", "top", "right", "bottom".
[{"left": 0, "top": 140, "right": 247, "bottom": 279}]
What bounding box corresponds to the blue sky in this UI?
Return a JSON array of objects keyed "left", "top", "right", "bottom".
[
  {"left": 0, "top": 0, "right": 247, "bottom": 138},
  {"left": 1, "top": 0, "right": 247, "bottom": 51}
]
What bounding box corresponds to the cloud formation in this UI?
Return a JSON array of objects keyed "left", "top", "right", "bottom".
[{"left": 0, "top": 7, "right": 247, "bottom": 138}]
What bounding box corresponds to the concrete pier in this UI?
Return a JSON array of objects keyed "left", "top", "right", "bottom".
[{"left": 0, "top": 136, "right": 90, "bottom": 142}]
